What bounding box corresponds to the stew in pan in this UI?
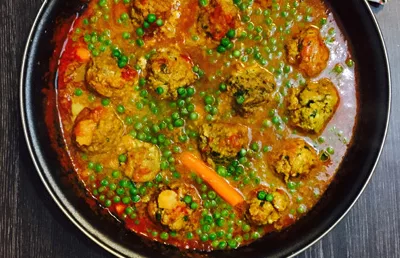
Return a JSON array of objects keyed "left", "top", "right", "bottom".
[{"left": 52, "top": 0, "right": 357, "bottom": 251}]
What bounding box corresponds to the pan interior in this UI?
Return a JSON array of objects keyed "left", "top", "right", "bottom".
[{"left": 20, "top": 0, "right": 390, "bottom": 257}]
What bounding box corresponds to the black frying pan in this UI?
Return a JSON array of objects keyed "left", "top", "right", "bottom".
[{"left": 20, "top": 0, "right": 391, "bottom": 257}]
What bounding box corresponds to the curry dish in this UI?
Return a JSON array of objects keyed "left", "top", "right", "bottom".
[{"left": 53, "top": 0, "right": 357, "bottom": 251}]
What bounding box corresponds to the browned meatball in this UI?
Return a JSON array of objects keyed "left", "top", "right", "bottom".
[
  {"left": 130, "top": 0, "right": 182, "bottom": 38},
  {"left": 86, "top": 53, "right": 138, "bottom": 97},
  {"left": 197, "top": 0, "right": 238, "bottom": 41},
  {"left": 146, "top": 48, "right": 197, "bottom": 100},
  {"left": 147, "top": 184, "right": 201, "bottom": 231},
  {"left": 199, "top": 122, "right": 250, "bottom": 162},
  {"left": 72, "top": 107, "right": 124, "bottom": 154},
  {"left": 286, "top": 26, "right": 329, "bottom": 77},
  {"left": 254, "top": 0, "right": 281, "bottom": 8},
  {"left": 247, "top": 188, "right": 289, "bottom": 226},
  {"left": 286, "top": 78, "right": 339, "bottom": 134},
  {"left": 227, "top": 65, "right": 276, "bottom": 115},
  {"left": 269, "top": 138, "right": 318, "bottom": 182},
  {"left": 119, "top": 135, "right": 161, "bottom": 183},
  {"left": 131, "top": 0, "right": 175, "bottom": 26}
]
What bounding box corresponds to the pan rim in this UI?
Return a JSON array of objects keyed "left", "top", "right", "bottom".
[{"left": 19, "top": 0, "right": 391, "bottom": 257}]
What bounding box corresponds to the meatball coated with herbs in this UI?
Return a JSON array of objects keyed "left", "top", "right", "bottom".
[
  {"left": 254, "top": 0, "right": 282, "bottom": 9},
  {"left": 286, "top": 78, "right": 340, "bottom": 134},
  {"left": 147, "top": 185, "right": 201, "bottom": 231},
  {"left": 72, "top": 107, "right": 124, "bottom": 154},
  {"left": 199, "top": 122, "right": 250, "bottom": 162},
  {"left": 55, "top": 0, "right": 357, "bottom": 251},
  {"left": 119, "top": 135, "right": 161, "bottom": 183},
  {"left": 247, "top": 189, "right": 289, "bottom": 226},
  {"left": 270, "top": 138, "right": 319, "bottom": 182},
  {"left": 197, "top": 0, "right": 238, "bottom": 41},
  {"left": 86, "top": 53, "right": 137, "bottom": 97},
  {"left": 130, "top": 0, "right": 181, "bottom": 35},
  {"left": 227, "top": 65, "right": 276, "bottom": 115},
  {"left": 286, "top": 26, "right": 330, "bottom": 78},
  {"left": 146, "top": 48, "right": 197, "bottom": 100}
]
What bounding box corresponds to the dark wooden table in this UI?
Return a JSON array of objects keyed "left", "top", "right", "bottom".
[{"left": 1, "top": 0, "right": 399, "bottom": 257}]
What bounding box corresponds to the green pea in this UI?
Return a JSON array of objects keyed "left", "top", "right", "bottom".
[
  {"left": 98, "top": 0, "right": 107, "bottom": 7},
  {"left": 186, "top": 232, "right": 194, "bottom": 239},
  {"left": 94, "top": 163, "right": 103, "bottom": 173},
  {"left": 136, "top": 39, "right": 145, "bottom": 47},
  {"left": 242, "top": 224, "right": 251, "bottom": 232},
  {"left": 156, "top": 18, "right": 164, "bottom": 26},
  {"left": 186, "top": 87, "right": 195, "bottom": 96},
  {"left": 250, "top": 142, "right": 259, "bottom": 151},
  {"left": 147, "top": 14, "right": 157, "bottom": 23},
  {"left": 257, "top": 191, "right": 266, "bottom": 200},
  {"left": 200, "top": 233, "right": 209, "bottom": 241},
  {"left": 160, "top": 232, "right": 169, "bottom": 240},
  {"left": 155, "top": 86, "right": 164, "bottom": 95},
  {"left": 226, "top": 29, "right": 236, "bottom": 39},
  {"left": 297, "top": 204, "right": 307, "bottom": 214},
  {"left": 104, "top": 199, "right": 112, "bottom": 207},
  {"left": 287, "top": 181, "right": 297, "bottom": 190},
  {"left": 118, "top": 154, "right": 127, "bottom": 163},
  {"left": 131, "top": 195, "right": 140, "bottom": 203},
  {"left": 218, "top": 83, "right": 227, "bottom": 92},
  {"left": 109, "top": 184, "right": 117, "bottom": 191},
  {"left": 73, "top": 87, "right": 83, "bottom": 96},
  {"left": 218, "top": 241, "right": 227, "bottom": 249},
  {"left": 220, "top": 37, "right": 230, "bottom": 48},
  {"left": 116, "top": 105, "right": 125, "bottom": 113},
  {"left": 217, "top": 45, "right": 226, "bottom": 53},
  {"left": 208, "top": 191, "right": 216, "bottom": 199},
  {"left": 236, "top": 95, "right": 245, "bottom": 104},
  {"left": 189, "top": 112, "right": 199, "bottom": 120},
  {"left": 198, "top": 0, "right": 208, "bottom": 7},
  {"left": 334, "top": 64, "right": 344, "bottom": 73},
  {"left": 320, "top": 17, "right": 328, "bottom": 26},
  {"left": 266, "top": 193, "right": 274, "bottom": 202},
  {"left": 346, "top": 59, "right": 355, "bottom": 67},
  {"left": 173, "top": 119, "right": 184, "bottom": 127},
  {"left": 252, "top": 232, "right": 261, "bottom": 239},
  {"left": 216, "top": 218, "right": 225, "bottom": 227},
  {"left": 190, "top": 202, "right": 198, "bottom": 210},
  {"left": 183, "top": 195, "right": 192, "bottom": 204}
]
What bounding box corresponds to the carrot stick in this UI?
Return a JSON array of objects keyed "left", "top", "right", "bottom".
[
  {"left": 178, "top": 152, "right": 245, "bottom": 207},
  {"left": 115, "top": 203, "right": 126, "bottom": 215},
  {"left": 76, "top": 47, "right": 91, "bottom": 62}
]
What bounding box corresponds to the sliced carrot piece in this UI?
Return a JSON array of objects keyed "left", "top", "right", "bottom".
[
  {"left": 76, "top": 47, "right": 91, "bottom": 62},
  {"left": 115, "top": 203, "right": 126, "bottom": 215},
  {"left": 178, "top": 152, "right": 245, "bottom": 207}
]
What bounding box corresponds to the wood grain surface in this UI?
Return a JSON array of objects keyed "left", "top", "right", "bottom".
[{"left": 0, "top": 0, "right": 399, "bottom": 257}]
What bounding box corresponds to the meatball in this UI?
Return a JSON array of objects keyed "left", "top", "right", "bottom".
[
  {"left": 146, "top": 48, "right": 197, "bottom": 100},
  {"left": 254, "top": 0, "right": 281, "bottom": 9},
  {"left": 269, "top": 138, "right": 318, "bottom": 182},
  {"left": 197, "top": 0, "right": 238, "bottom": 41},
  {"left": 286, "top": 26, "right": 330, "bottom": 78},
  {"left": 72, "top": 107, "right": 124, "bottom": 154},
  {"left": 199, "top": 122, "right": 250, "bottom": 162},
  {"left": 247, "top": 189, "right": 289, "bottom": 226},
  {"left": 130, "top": 0, "right": 181, "bottom": 38},
  {"left": 286, "top": 78, "right": 339, "bottom": 134},
  {"left": 86, "top": 53, "right": 137, "bottom": 97},
  {"left": 147, "top": 185, "right": 201, "bottom": 231},
  {"left": 227, "top": 65, "right": 276, "bottom": 115},
  {"left": 120, "top": 135, "right": 161, "bottom": 183},
  {"left": 131, "top": 0, "right": 176, "bottom": 26}
]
